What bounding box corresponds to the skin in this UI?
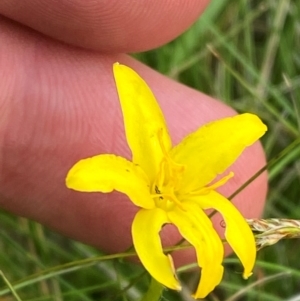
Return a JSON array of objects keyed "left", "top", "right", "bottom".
[{"left": 0, "top": 0, "right": 267, "bottom": 266}]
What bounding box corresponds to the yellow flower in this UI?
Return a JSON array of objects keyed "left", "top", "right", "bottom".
[{"left": 66, "top": 63, "right": 267, "bottom": 299}]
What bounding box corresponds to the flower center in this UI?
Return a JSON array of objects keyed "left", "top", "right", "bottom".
[
  {"left": 152, "top": 158, "right": 185, "bottom": 211},
  {"left": 150, "top": 129, "right": 235, "bottom": 211},
  {"left": 151, "top": 130, "right": 185, "bottom": 211}
]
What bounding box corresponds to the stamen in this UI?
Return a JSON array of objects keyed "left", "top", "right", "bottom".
[
  {"left": 157, "top": 128, "right": 185, "bottom": 189},
  {"left": 205, "top": 171, "right": 234, "bottom": 190},
  {"left": 150, "top": 129, "right": 187, "bottom": 212},
  {"left": 157, "top": 128, "right": 169, "bottom": 157},
  {"left": 152, "top": 159, "right": 166, "bottom": 193},
  {"left": 189, "top": 171, "right": 234, "bottom": 195}
]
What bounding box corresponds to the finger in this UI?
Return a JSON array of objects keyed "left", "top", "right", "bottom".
[
  {"left": 0, "top": 0, "right": 210, "bottom": 52},
  {"left": 0, "top": 18, "right": 267, "bottom": 264}
]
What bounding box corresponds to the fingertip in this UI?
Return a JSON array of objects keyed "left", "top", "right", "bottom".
[{"left": 0, "top": 0, "right": 210, "bottom": 51}]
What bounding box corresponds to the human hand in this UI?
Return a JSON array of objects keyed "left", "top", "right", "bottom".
[{"left": 0, "top": 0, "right": 267, "bottom": 265}]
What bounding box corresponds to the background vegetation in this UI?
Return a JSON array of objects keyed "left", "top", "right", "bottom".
[{"left": 1, "top": 0, "right": 300, "bottom": 300}]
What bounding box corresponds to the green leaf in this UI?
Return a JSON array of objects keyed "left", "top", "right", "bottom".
[{"left": 140, "top": 277, "right": 164, "bottom": 301}]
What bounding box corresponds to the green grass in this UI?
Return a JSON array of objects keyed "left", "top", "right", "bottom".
[{"left": 1, "top": 0, "right": 300, "bottom": 300}]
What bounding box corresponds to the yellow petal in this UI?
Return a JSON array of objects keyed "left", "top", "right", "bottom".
[
  {"left": 132, "top": 208, "right": 181, "bottom": 291},
  {"left": 66, "top": 154, "right": 154, "bottom": 209},
  {"left": 168, "top": 203, "right": 224, "bottom": 298},
  {"left": 195, "top": 191, "right": 256, "bottom": 279},
  {"left": 113, "top": 63, "right": 172, "bottom": 182},
  {"left": 170, "top": 113, "right": 267, "bottom": 194}
]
